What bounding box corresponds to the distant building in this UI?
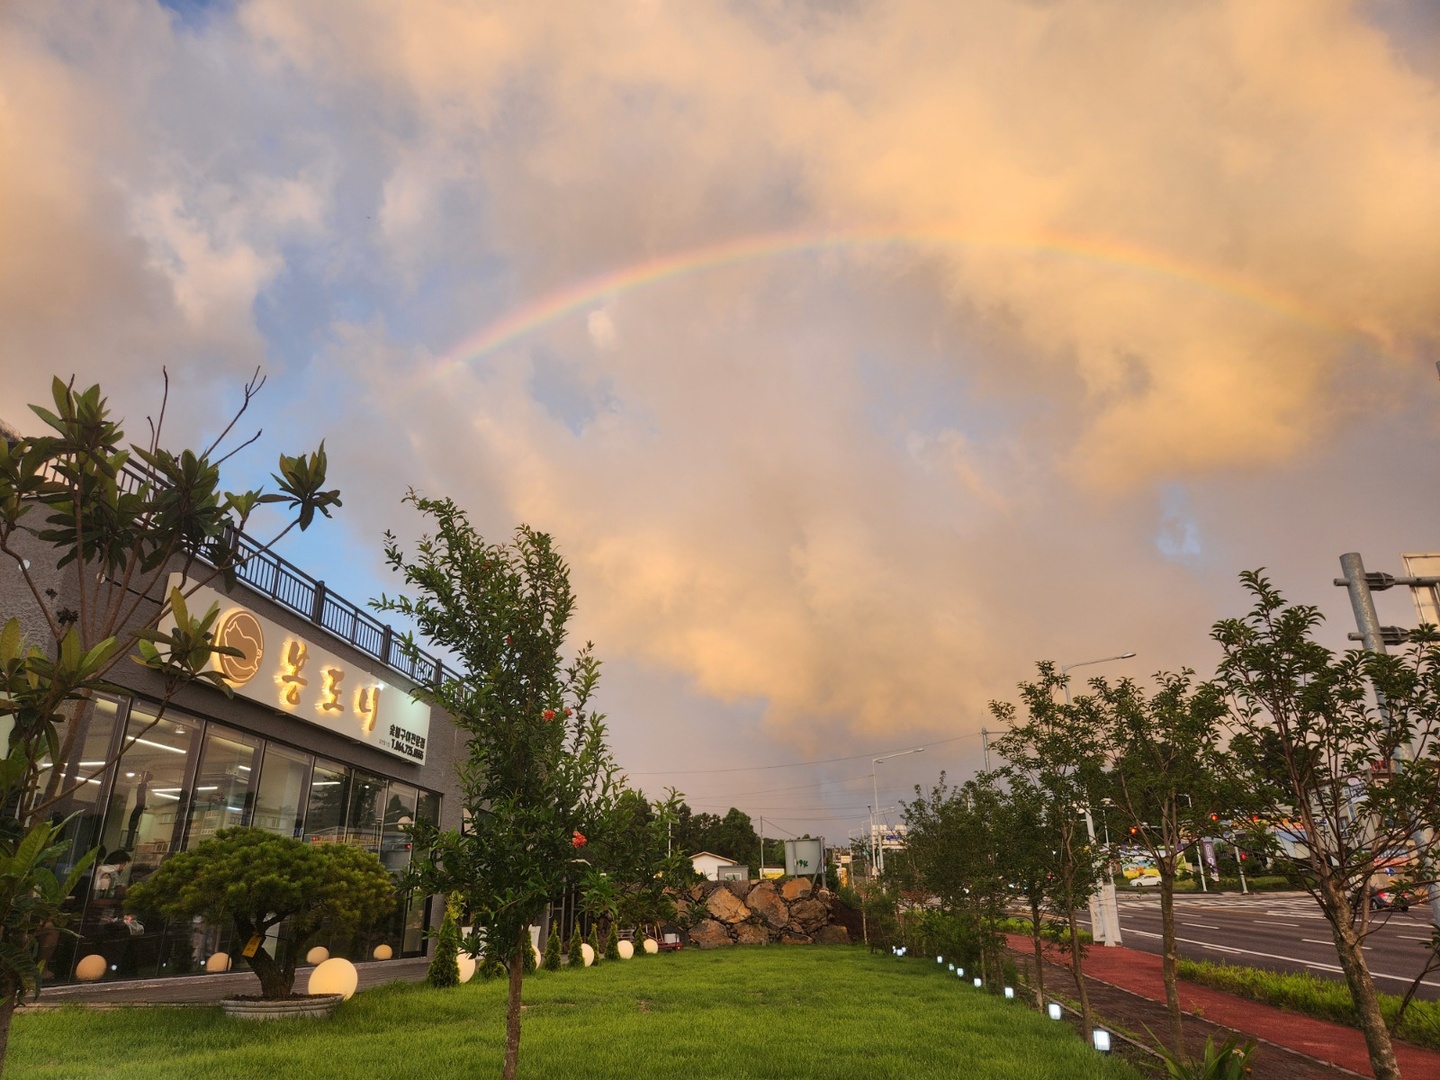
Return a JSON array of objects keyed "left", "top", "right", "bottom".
[{"left": 690, "top": 851, "right": 739, "bottom": 880}]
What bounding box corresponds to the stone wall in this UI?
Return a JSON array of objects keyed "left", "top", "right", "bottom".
[{"left": 674, "top": 878, "right": 851, "bottom": 948}]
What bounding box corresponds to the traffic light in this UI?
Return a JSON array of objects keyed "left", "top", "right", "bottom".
[{"left": 1209, "top": 813, "right": 1219, "bottom": 823}]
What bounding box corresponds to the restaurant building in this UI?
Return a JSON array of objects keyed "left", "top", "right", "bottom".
[{"left": 4, "top": 515, "right": 464, "bottom": 985}]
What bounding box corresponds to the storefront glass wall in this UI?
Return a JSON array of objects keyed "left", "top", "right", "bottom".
[{"left": 57, "top": 698, "right": 440, "bottom": 983}]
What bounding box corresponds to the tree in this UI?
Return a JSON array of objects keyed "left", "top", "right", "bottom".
[
  {"left": 568, "top": 923, "right": 584, "bottom": 968},
  {"left": 585, "top": 787, "right": 692, "bottom": 936},
  {"left": 0, "top": 375, "right": 337, "bottom": 1072},
  {"left": 1212, "top": 572, "right": 1440, "bottom": 1080},
  {"left": 127, "top": 828, "right": 394, "bottom": 999},
  {"left": 374, "top": 494, "right": 618, "bottom": 1080},
  {"left": 543, "top": 924, "right": 562, "bottom": 971},
  {"left": 1098, "top": 670, "right": 1229, "bottom": 1051},
  {"left": 992, "top": 662, "right": 1110, "bottom": 1032},
  {"left": 427, "top": 893, "right": 463, "bottom": 988}
]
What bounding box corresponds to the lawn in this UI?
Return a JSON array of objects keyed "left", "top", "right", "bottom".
[{"left": 11, "top": 948, "right": 1140, "bottom": 1079}]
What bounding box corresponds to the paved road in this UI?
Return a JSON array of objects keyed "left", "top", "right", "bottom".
[{"left": 1076, "top": 891, "right": 1440, "bottom": 1001}]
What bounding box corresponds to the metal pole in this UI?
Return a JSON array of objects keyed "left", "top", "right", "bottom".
[
  {"left": 1338, "top": 553, "right": 1440, "bottom": 928},
  {"left": 759, "top": 816, "right": 764, "bottom": 878},
  {"left": 981, "top": 727, "right": 990, "bottom": 772}
]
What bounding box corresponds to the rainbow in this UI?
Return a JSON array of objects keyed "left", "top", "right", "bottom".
[{"left": 429, "top": 224, "right": 1362, "bottom": 378}]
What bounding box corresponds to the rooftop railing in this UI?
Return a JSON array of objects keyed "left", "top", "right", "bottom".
[{"left": 39, "top": 456, "right": 447, "bottom": 688}]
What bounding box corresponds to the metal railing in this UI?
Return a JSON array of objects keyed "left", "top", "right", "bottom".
[{"left": 37, "top": 455, "right": 448, "bottom": 688}]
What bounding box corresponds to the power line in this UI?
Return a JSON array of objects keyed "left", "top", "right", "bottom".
[{"left": 627, "top": 731, "right": 981, "bottom": 776}]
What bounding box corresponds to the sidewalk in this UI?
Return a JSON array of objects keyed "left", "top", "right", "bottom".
[
  {"left": 32, "top": 957, "right": 429, "bottom": 1006},
  {"left": 1006, "top": 933, "right": 1440, "bottom": 1078}
]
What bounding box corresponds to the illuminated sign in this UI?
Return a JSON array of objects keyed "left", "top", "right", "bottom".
[{"left": 160, "top": 576, "right": 430, "bottom": 764}]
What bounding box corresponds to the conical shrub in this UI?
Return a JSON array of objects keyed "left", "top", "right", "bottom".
[
  {"left": 604, "top": 923, "right": 621, "bottom": 961},
  {"left": 544, "top": 924, "right": 562, "bottom": 971},
  {"left": 568, "top": 923, "right": 584, "bottom": 968}
]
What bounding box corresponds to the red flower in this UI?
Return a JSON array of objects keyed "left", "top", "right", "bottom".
[
  {"left": 563, "top": 707, "right": 572, "bottom": 717},
  {"left": 542, "top": 709, "right": 556, "bottom": 721},
  {"left": 571, "top": 831, "right": 587, "bottom": 848}
]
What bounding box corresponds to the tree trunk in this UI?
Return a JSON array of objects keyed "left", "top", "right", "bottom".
[
  {"left": 502, "top": 938, "right": 525, "bottom": 1080},
  {"left": 0, "top": 989, "right": 17, "bottom": 1078},
  {"left": 1158, "top": 868, "right": 1184, "bottom": 1051},
  {"left": 1067, "top": 909, "right": 1092, "bottom": 1033},
  {"left": 1320, "top": 880, "right": 1401, "bottom": 1080},
  {"left": 1029, "top": 896, "right": 1046, "bottom": 1008},
  {"left": 242, "top": 935, "right": 295, "bottom": 1000}
]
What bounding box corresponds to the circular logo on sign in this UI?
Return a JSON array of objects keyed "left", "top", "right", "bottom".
[{"left": 216, "top": 609, "right": 264, "bottom": 685}]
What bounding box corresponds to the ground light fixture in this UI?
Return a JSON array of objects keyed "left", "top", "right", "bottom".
[
  {"left": 947, "top": 964, "right": 954, "bottom": 971},
  {"left": 1047, "top": 1002, "right": 1063, "bottom": 1021},
  {"left": 936, "top": 956, "right": 943, "bottom": 964},
  {"left": 1092, "top": 1030, "right": 1112, "bottom": 1053},
  {"left": 956, "top": 967, "right": 964, "bottom": 977},
  {"left": 973, "top": 977, "right": 982, "bottom": 988},
  {"left": 1003, "top": 986, "right": 1015, "bottom": 999}
]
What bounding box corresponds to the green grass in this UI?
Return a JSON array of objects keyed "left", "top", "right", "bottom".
[
  {"left": 12, "top": 948, "right": 1141, "bottom": 1079},
  {"left": 1177, "top": 958, "right": 1440, "bottom": 1052}
]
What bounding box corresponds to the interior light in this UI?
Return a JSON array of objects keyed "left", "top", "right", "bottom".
[
  {"left": 125, "top": 772, "right": 135, "bottom": 779},
  {"left": 1092, "top": 1030, "right": 1111, "bottom": 1053},
  {"left": 133, "top": 737, "right": 186, "bottom": 755}
]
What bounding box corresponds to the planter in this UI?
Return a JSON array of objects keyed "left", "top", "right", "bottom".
[{"left": 221, "top": 994, "right": 344, "bottom": 1021}]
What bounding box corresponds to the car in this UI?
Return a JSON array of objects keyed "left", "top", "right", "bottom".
[
  {"left": 1371, "top": 889, "right": 1410, "bottom": 912},
  {"left": 1130, "top": 873, "right": 1161, "bottom": 888}
]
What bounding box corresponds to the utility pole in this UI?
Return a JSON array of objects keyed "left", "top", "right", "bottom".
[
  {"left": 980, "top": 727, "right": 990, "bottom": 772},
  {"left": 1335, "top": 552, "right": 1440, "bottom": 928},
  {"left": 759, "top": 816, "right": 764, "bottom": 878}
]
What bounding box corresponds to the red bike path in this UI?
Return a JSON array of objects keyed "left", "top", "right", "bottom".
[{"left": 1005, "top": 934, "right": 1440, "bottom": 1078}]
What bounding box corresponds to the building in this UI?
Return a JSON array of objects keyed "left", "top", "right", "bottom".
[
  {"left": 2, "top": 459, "right": 465, "bottom": 985},
  {"left": 690, "top": 851, "right": 742, "bottom": 881}
]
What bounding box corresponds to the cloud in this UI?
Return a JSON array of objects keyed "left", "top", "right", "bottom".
[{"left": 5, "top": 0, "right": 1440, "bottom": 825}]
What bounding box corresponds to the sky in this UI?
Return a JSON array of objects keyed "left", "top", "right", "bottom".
[{"left": 2, "top": 0, "right": 1439, "bottom": 846}]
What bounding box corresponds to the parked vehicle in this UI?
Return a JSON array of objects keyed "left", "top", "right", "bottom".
[{"left": 1370, "top": 889, "right": 1410, "bottom": 912}]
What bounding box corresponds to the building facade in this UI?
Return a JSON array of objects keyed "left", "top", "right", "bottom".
[{"left": 4, "top": 525, "right": 465, "bottom": 986}]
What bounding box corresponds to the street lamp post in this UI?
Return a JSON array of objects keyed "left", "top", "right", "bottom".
[
  {"left": 872, "top": 748, "right": 925, "bottom": 878},
  {"left": 1061, "top": 652, "right": 1134, "bottom": 948}
]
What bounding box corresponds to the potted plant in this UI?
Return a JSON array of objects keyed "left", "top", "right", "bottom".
[{"left": 127, "top": 827, "right": 395, "bottom": 1017}]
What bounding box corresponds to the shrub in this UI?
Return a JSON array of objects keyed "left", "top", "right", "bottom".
[
  {"left": 587, "top": 925, "right": 602, "bottom": 966},
  {"left": 568, "top": 924, "right": 584, "bottom": 968},
  {"left": 127, "top": 828, "right": 395, "bottom": 999},
  {"left": 427, "top": 894, "right": 462, "bottom": 988},
  {"left": 604, "top": 923, "right": 621, "bottom": 962},
  {"left": 543, "top": 925, "right": 562, "bottom": 971}
]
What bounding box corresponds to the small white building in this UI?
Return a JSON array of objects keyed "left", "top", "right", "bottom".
[{"left": 690, "top": 851, "right": 740, "bottom": 881}]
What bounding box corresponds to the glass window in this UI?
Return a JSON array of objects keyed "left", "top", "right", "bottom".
[
  {"left": 303, "top": 759, "right": 348, "bottom": 845},
  {"left": 346, "top": 771, "right": 386, "bottom": 853},
  {"left": 252, "top": 743, "right": 312, "bottom": 839},
  {"left": 100, "top": 709, "right": 198, "bottom": 877},
  {"left": 415, "top": 789, "right": 442, "bottom": 828},
  {"left": 380, "top": 782, "right": 417, "bottom": 873},
  {"left": 183, "top": 726, "right": 258, "bottom": 848}
]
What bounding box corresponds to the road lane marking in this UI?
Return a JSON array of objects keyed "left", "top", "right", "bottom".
[{"left": 1182, "top": 923, "right": 1221, "bottom": 929}]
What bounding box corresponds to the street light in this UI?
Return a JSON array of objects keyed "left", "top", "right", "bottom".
[
  {"left": 1061, "top": 652, "right": 1136, "bottom": 705},
  {"left": 1061, "top": 652, "right": 1134, "bottom": 947},
  {"left": 872, "top": 748, "right": 925, "bottom": 877}
]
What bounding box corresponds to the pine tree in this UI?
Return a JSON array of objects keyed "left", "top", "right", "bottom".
[
  {"left": 604, "top": 923, "right": 621, "bottom": 961},
  {"left": 427, "top": 894, "right": 462, "bottom": 988},
  {"left": 568, "top": 924, "right": 584, "bottom": 968},
  {"left": 587, "top": 924, "right": 602, "bottom": 966},
  {"left": 522, "top": 935, "right": 537, "bottom": 974},
  {"left": 544, "top": 924, "right": 562, "bottom": 971}
]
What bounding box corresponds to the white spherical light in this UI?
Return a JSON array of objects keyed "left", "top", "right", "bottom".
[
  {"left": 642, "top": 938, "right": 659, "bottom": 955},
  {"left": 308, "top": 957, "right": 359, "bottom": 1000},
  {"left": 534, "top": 945, "right": 544, "bottom": 969},
  {"left": 617, "top": 940, "right": 635, "bottom": 960},
  {"left": 75, "top": 954, "right": 106, "bottom": 982},
  {"left": 372, "top": 944, "right": 393, "bottom": 961},
  {"left": 456, "top": 953, "right": 477, "bottom": 983},
  {"left": 305, "top": 946, "right": 329, "bottom": 966},
  {"left": 205, "top": 952, "right": 232, "bottom": 973},
  {"left": 580, "top": 943, "right": 595, "bottom": 967}
]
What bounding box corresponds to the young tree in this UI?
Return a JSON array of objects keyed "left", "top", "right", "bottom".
[
  {"left": 375, "top": 494, "right": 618, "bottom": 1080},
  {"left": 1213, "top": 572, "right": 1440, "bottom": 1080},
  {"left": 0, "top": 376, "right": 337, "bottom": 1071},
  {"left": 126, "top": 828, "right": 394, "bottom": 999},
  {"left": 992, "top": 663, "right": 1110, "bottom": 1032},
  {"left": 1098, "top": 670, "right": 1229, "bottom": 1051}
]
